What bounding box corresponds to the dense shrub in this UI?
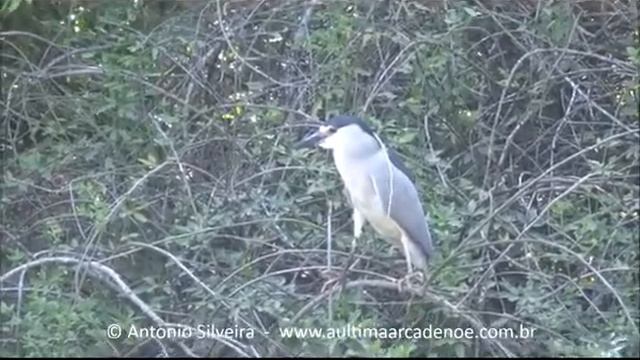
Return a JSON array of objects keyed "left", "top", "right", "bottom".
[{"left": 1, "top": 0, "right": 638, "bottom": 357}]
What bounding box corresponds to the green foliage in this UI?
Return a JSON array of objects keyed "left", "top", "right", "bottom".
[
  {"left": 1, "top": 0, "right": 638, "bottom": 357},
  {"left": 0, "top": 0, "right": 31, "bottom": 15},
  {"left": 0, "top": 268, "right": 125, "bottom": 357}
]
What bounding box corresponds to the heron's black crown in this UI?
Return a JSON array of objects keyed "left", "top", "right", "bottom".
[{"left": 327, "top": 115, "right": 375, "bottom": 136}]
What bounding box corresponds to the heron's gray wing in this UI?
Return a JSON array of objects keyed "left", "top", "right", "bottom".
[
  {"left": 387, "top": 148, "right": 414, "bottom": 182},
  {"left": 368, "top": 151, "right": 434, "bottom": 260}
]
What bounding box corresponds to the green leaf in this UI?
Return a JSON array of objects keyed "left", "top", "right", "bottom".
[
  {"left": 463, "top": 7, "right": 481, "bottom": 17},
  {"left": 396, "top": 132, "right": 417, "bottom": 144},
  {"left": 131, "top": 211, "right": 148, "bottom": 223},
  {"left": 1, "top": 0, "right": 23, "bottom": 14}
]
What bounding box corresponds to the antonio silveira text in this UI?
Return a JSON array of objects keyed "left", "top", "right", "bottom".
[{"left": 127, "top": 323, "right": 255, "bottom": 340}]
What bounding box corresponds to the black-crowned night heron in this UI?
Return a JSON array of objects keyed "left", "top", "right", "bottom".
[{"left": 296, "top": 115, "right": 434, "bottom": 276}]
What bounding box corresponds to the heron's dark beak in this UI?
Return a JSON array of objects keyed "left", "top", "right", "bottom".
[{"left": 294, "top": 129, "right": 325, "bottom": 149}]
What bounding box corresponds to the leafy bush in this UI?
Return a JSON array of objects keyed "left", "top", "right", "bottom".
[{"left": 1, "top": 0, "right": 638, "bottom": 357}]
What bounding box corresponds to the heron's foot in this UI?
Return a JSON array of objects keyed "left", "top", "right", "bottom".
[
  {"left": 320, "top": 268, "right": 341, "bottom": 280},
  {"left": 396, "top": 271, "right": 425, "bottom": 292},
  {"left": 320, "top": 268, "right": 341, "bottom": 292}
]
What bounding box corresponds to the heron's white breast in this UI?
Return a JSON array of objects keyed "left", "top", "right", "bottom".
[{"left": 333, "top": 150, "right": 403, "bottom": 242}]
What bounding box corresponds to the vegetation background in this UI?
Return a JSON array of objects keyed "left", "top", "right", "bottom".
[{"left": 1, "top": 0, "right": 638, "bottom": 357}]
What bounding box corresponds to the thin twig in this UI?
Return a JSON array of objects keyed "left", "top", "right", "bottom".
[{"left": 0, "top": 256, "right": 201, "bottom": 357}]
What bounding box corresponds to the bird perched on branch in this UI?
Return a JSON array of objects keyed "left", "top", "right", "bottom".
[{"left": 295, "top": 115, "right": 434, "bottom": 279}]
